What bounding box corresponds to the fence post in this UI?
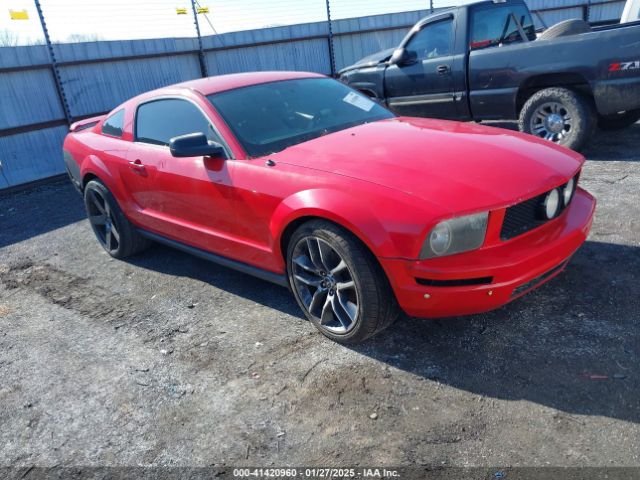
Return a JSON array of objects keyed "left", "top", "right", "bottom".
[
  {"left": 584, "top": 0, "right": 591, "bottom": 23},
  {"left": 325, "top": 0, "right": 336, "bottom": 77},
  {"left": 33, "top": 0, "right": 72, "bottom": 125},
  {"left": 190, "top": 0, "right": 208, "bottom": 77}
]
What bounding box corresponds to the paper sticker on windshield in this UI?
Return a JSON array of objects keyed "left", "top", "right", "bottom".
[{"left": 343, "top": 91, "right": 375, "bottom": 112}]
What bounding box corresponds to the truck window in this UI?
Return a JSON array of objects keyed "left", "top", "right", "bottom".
[
  {"left": 405, "top": 19, "right": 453, "bottom": 60},
  {"left": 470, "top": 4, "right": 535, "bottom": 50}
]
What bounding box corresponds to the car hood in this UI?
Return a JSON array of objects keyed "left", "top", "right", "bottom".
[
  {"left": 338, "top": 47, "right": 395, "bottom": 75},
  {"left": 271, "top": 117, "right": 584, "bottom": 214}
]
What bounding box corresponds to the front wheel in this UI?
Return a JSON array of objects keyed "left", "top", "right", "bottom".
[
  {"left": 597, "top": 110, "right": 640, "bottom": 131},
  {"left": 519, "top": 87, "right": 596, "bottom": 151},
  {"left": 287, "top": 220, "right": 399, "bottom": 344}
]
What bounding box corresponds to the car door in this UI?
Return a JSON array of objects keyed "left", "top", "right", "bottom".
[
  {"left": 124, "top": 97, "right": 240, "bottom": 256},
  {"left": 384, "top": 18, "right": 457, "bottom": 119}
]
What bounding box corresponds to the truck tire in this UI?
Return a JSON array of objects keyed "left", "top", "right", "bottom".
[
  {"left": 519, "top": 87, "right": 596, "bottom": 151},
  {"left": 537, "top": 19, "right": 591, "bottom": 40},
  {"left": 597, "top": 110, "right": 640, "bottom": 131}
]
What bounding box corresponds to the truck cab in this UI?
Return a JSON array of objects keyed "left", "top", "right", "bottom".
[
  {"left": 342, "top": 1, "right": 536, "bottom": 121},
  {"left": 340, "top": 0, "right": 640, "bottom": 151}
]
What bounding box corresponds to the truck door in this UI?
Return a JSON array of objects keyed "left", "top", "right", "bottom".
[{"left": 384, "top": 18, "right": 456, "bottom": 119}]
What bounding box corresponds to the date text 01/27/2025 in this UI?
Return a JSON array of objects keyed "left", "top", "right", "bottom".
[{"left": 232, "top": 467, "right": 401, "bottom": 478}]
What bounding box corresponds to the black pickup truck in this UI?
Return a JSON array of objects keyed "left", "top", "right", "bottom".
[{"left": 339, "top": 0, "right": 640, "bottom": 150}]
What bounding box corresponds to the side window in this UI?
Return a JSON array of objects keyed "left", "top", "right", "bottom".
[
  {"left": 405, "top": 19, "right": 453, "bottom": 61},
  {"left": 470, "top": 5, "right": 536, "bottom": 50},
  {"left": 101, "top": 109, "right": 125, "bottom": 137},
  {"left": 135, "top": 98, "right": 221, "bottom": 146}
]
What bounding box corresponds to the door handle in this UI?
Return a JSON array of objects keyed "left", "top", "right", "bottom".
[
  {"left": 128, "top": 159, "right": 146, "bottom": 174},
  {"left": 436, "top": 64, "right": 450, "bottom": 75}
]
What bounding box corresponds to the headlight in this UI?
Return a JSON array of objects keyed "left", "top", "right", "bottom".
[
  {"left": 543, "top": 188, "right": 560, "bottom": 219},
  {"left": 420, "top": 212, "right": 489, "bottom": 259},
  {"left": 563, "top": 177, "right": 575, "bottom": 206}
]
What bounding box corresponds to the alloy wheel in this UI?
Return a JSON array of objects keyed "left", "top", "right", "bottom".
[
  {"left": 290, "top": 236, "right": 359, "bottom": 334},
  {"left": 530, "top": 101, "right": 573, "bottom": 143},
  {"left": 86, "top": 188, "right": 120, "bottom": 252}
]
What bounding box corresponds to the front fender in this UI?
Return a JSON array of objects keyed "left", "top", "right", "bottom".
[{"left": 269, "top": 188, "right": 398, "bottom": 260}]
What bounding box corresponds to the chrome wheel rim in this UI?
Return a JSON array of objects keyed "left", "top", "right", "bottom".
[
  {"left": 291, "top": 236, "right": 359, "bottom": 334},
  {"left": 530, "top": 102, "right": 573, "bottom": 143},
  {"left": 86, "top": 189, "right": 120, "bottom": 252}
]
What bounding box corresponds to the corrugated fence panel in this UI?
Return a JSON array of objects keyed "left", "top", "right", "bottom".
[
  {"left": 205, "top": 39, "right": 331, "bottom": 76},
  {"left": 0, "top": 69, "right": 64, "bottom": 130},
  {"left": 527, "top": 0, "right": 586, "bottom": 9},
  {"left": 589, "top": 1, "right": 625, "bottom": 22},
  {"left": 53, "top": 37, "right": 199, "bottom": 63},
  {"left": 202, "top": 22, "right": 329, "bottom": 50},
  {"left": 332, "top": 10, "right": 427, "bottom": 34},
  {"left": 60, "top": 54, "right": 202, "bottom": 117},
  {"left": 334, "top": 28, "right": 409, "bottom": 72},
  {"left": 534, "top": 7, "right": 586, "bottom": 26},
  {"left": 0, "top": 126, "right": 68, "bottom": 188},
  {"left": 0, "top": 45, "right": 50, "bottom": 70}
]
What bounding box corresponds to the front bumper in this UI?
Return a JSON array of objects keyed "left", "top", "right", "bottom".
[{"left": 380, "top": 188, "right": 596, "bottom": 318}]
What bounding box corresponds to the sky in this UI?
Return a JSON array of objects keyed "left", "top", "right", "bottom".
[{"left": 0, "top": 0, "right": 467, "bottom": 45}]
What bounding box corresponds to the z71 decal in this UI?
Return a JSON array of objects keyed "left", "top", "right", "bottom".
[{"left": 609, "top": 61, "right": 640, "bottom": 72}]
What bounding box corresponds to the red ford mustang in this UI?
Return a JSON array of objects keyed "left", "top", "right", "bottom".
[{"left": 64, "top": 71, "right": 596, "bottom": 343}]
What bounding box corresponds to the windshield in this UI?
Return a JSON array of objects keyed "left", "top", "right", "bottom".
[{"left": 207, "top": 78, "right": 395, "bottom": 157}]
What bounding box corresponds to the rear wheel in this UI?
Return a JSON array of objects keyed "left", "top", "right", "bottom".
[
  {"left": 84, "top": 179, "right": 150, "bottom": 258},
  {"left": 519, "top": 87, "right": 596, "bottom": 151},
  {"left": 287, "top": 220, "right": 398, "bottom": 344},
  {"left": 597, "top": 110, "right": 640, "bottom": 131}
]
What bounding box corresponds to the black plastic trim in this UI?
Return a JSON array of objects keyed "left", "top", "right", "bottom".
[
  {"left": 511, "top": 260, "right": 567, "bottom": 297},
  {"left": 137, "top": 229, "right": 289, "bottom": 288},
  {"left": 63, "top": 150, "right": 82, "bottom": 192},
  {"left": 416, "top": 276, "right": 493, "bottom": 287}
]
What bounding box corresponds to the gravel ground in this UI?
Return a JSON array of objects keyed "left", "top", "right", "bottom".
[{"left": 0, "top": 124, "right": 639, "bottom": 476}]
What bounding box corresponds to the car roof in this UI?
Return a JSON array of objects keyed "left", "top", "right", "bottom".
[
  {"left": 173, "top": 70, "right": 325, "bottom": 96},
  {"left": 115, "top": 71, "right": 326, "bottom": 118}
]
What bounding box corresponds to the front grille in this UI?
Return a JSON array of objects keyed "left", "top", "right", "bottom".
[
  {"left": 511, "top": 261, "right": 567, "bottom": 297},
  {"left": 501, "top": 191, "right": 549, "bottom": 240},
  {"left": 501, "top": 174, "right": 578, "bottom": 241}
]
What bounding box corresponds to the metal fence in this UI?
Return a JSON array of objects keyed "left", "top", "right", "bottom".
[{"left": 0, "top": 0, "right": 627, "bottom": 190}]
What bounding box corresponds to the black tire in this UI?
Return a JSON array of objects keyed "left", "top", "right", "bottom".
[
  {"left": 287, "top": 220, "right": 399, "bottom": 344},
  {"left": 597, "top": 109, "right": 640, "bottom": 131},
  {"left": 519, "top": 87, "right": 596, "bottom": 151},
  {"left": 83, "top": 179, "right": 150, "bottom": 259},
  {"left": 537, "top": 19, "right": 591, "bottom": 40}
]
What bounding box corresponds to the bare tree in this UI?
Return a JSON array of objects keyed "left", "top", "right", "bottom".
[
  {"left": 0, "top": 29, "right": 20, "bottom": 47},
  {"left": 65, "top": 33, "right": 103, "bottom": 43}
]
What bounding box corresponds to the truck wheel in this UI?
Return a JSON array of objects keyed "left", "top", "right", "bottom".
[
  {"left": 537, "top": 19, "right": 591, "bottom": 40},
  {"left": 84, "top": 179, "right": 151, "bottom": 259},
  {"left": 519, "top": 87, "right": 596, "bottom": 151},
  {"left": 287, "top": 220, "right": 399, "bottom": 344},
  {"left": 597, "top": 110, "right": 640, "bottom": 131}
]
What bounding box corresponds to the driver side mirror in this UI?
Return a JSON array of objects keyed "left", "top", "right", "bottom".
[
  {"left": 389, "top": 48, "right": 417, "bottom": 66},
  {"left": 169, "top": 132, "right": 226, "bottom": 158}
]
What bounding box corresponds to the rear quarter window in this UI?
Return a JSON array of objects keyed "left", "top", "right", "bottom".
[{"left": 101, "top": 109, "right": 125, "bottom": 137}]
